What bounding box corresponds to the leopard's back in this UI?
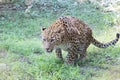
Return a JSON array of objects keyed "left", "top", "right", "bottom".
[{"left": 58, "top": 16, "right": 93, "bottom": 44}]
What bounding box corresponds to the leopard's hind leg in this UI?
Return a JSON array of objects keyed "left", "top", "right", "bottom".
[
  {"left": 78, "top": 50, "right": 87, "bottom": 60},
  {"left": 77, "top": 44, "right": 90, "bottom": 61},
  {"left": 65, "top": 45, "right": 79, "bottom": 65},
  {"left": 65, "top": 51, "right": 78, "bottom": 65}
]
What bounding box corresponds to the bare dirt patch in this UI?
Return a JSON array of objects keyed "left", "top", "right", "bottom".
[
  {"left": 0, "top": 3, "right": 26, "bottom": 11},
  {"left": 0, "top": 63, "right": 8, "bottom": 72},
  {"left": 0, "top": 49, "right": 7, "bottom": 58}
]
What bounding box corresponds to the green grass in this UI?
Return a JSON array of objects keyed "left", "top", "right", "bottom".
[{"left": 0, "top": 0, "right": 120, "bottom": 80}]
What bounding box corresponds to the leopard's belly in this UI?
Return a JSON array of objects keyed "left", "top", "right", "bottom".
[
  {"left": 57, "top": 43, "right": 72, "bottom": 51},
  {"left": 56, "top": 42, "right": 86, "bottom": 52}
]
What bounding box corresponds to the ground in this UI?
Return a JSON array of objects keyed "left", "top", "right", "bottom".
[{"left": 0, "top": 0, "right": 120, "bottom": 80}]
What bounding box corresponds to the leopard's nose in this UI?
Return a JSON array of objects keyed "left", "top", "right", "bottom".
[{"left": 46, "top": 48, "right": 51, "bottom": 52}]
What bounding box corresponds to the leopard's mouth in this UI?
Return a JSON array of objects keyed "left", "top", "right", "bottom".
[{"left": 46, "top": 49, "right": 53, "bottom": 53}]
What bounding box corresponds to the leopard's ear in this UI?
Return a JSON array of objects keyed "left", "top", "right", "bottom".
[{"left": 41, "top": 27, "right": 46, "bottom": 31}]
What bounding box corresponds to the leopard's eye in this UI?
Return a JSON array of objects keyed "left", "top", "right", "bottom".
[
  {"left": 50, "top": 38, "right": 55, "bottom": 42},
  {"left": 43, "top": 39, "right": 46, "bottom": 41}
]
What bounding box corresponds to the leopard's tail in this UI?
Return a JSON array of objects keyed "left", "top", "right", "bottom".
[{"left": 91, "top": 33, "right": 120, "bottom": 48}]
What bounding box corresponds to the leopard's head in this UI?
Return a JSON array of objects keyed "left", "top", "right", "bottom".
[{"left": 41, "top": 25, "right": 65, "bottom": 53}]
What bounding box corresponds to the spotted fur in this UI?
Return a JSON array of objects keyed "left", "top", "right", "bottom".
[{"left": 41, "top": 16, "right": 120, "bottom": 65}]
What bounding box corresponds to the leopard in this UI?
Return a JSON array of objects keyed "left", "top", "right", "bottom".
[{"left": 41, "top": 16, "right": 120, "bottom": 65}]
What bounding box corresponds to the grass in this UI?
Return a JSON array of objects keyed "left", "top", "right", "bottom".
[{"left": 0, "top": 0, "right": 120, "bottom": 80}]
